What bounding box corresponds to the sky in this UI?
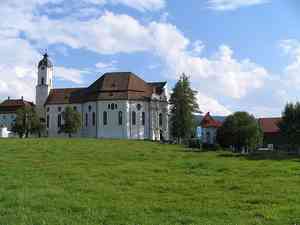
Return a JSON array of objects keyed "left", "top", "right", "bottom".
[{"left": 1, "top": 0, "right": 300, "bottom": 117}]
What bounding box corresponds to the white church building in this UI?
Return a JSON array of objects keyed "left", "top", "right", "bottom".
[{"left": 36, "top": 54, "right": 169, "bottom": 140}]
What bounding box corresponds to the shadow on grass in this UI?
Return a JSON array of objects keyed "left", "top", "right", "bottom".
[{"left": 218, "top": 151, "right": 300, "bottom": 161}]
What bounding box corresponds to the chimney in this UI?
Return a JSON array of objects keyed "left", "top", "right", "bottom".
[
  {"left": 21, "top": 96, "right": 24, "bottom": 100},
  {"left": 7, "top": 96, "right": 10, "bottom": 100}
]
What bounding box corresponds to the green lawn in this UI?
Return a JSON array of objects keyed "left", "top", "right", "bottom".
[{"left": 0, "top": 139, "right": 300, "bottom": 225}]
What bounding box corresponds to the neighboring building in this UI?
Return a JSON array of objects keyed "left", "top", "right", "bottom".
[
  {"left": 0, "top": 97, "right": 34, "bottom": 131},
  {"left": 36, "top": 54, "right": 169, "bottom": 140},
  {"left": 200, "top": 112, "right": 224, "bottom": 145},
  {"left": 258, "top": 117, "right": 286, "bottom": 149}
]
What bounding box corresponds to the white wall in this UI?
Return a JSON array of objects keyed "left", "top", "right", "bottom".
[
  {"left": 46, "top": 104, "right": 82, "bottom": 137},
  {"left": 0, "top": 127, "right": 9, "bottom": 138},
  {"left": 97, "top": 100, "right": 129, "bottom": 139},
  {"left": 0, "top": 113, "right": 16, "bottom": 130},
  {"left": 45, "top": 99, "right": 169, "bottom": 140}
]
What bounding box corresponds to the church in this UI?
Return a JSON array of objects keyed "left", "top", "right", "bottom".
[{"left": 36, "top": 54, "right": 169, "bottom": 140}]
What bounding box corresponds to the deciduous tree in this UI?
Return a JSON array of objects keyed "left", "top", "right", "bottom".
[
  {"left": 59, "top": 106, "right": 82, "bottom": 138},
  {"left": 217, "top": 112, "right": 262, "bottom": 152}
]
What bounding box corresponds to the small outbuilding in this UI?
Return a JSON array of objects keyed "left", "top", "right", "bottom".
[{"left": 258, "top": 117, "right": 286, "bottom": 150}]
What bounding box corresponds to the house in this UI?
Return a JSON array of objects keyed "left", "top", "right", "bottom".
[
  {"left": 36, "top": 54, "right": 169, "bottom": 140},
  {"left": 258, "top": 117, "right": 286, "bottom": 150},
  {"left": 0, "top": 97, "right": 34, "bottom": 133},
  {"left": 200, "top": 112, "right": 225, "bottom": 145}
]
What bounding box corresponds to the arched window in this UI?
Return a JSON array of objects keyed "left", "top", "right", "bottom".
[
  {"left": 57, "top": 114, "right": 62, "bottom": 128},
  {"left": 111, "top": 104, "right": 115, "bottom": 110},
  {"left": 142, "top": 112, "right": 145, "bottom": 126},
  {"left": 85, "top": 113, "right": 88, "bottom": 127},
  {"left": 118, "top": 111, "right": 123, "bottom": 125},
  {"left": 92, "top": 112, "right": 96, "bottom": 126},
  {"left": 47, "top": 115, "right": 50, "bottom": 129},
  {"left": 88, "top": 105, "right": 92, "bottom": 112},
  {"left": 41, "top": 77, "right": 45, "bottom": 85},
  {"left": 159, "top": 113, "right": 163, "bottom": 127},
  {"left": 103, "top": 111, "right": 108, "bottom": 125},
  {"left": 132, "top": 111, "right": 136, "bottom": 125}
]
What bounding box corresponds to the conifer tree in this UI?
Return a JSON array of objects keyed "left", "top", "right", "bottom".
[{"left": 169, "top": 74, "right": 200, "bottom": 143}]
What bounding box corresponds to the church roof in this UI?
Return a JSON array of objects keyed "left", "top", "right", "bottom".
[
  {"left": 200, "top": 112, "right": 223, "bottom": 128},
  {"left": 38, "top": 53, "right": 53, "bottom": 68},
  {"left": 45, "top": 72, "right": 167, "bottom": 105},
  {"left": 0, "top": 98, "right": 34, "bottom": 113}
]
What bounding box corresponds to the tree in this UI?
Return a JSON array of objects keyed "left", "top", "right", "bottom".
[
  {"left": 59, "top": 106, "right": 82, "bottom": 138},
  {"left": 169, "top": 74, "right": 200, "bottom": 143},
  {"left": 278, "top": 102, "right": 300, "bottom": 152},
  {"left": 217, "top": 112, "right": 262, "bottom": 152},
  {"left": 12, "top": 106, "right": 44, "bottom": 138}
]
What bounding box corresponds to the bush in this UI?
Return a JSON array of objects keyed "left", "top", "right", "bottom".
[{"left": 187, "top": 138, "right": 202, "bottom": 149}]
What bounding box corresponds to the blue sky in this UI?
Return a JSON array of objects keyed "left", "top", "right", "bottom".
[{"left": 1, "top": 0, "right": 300, "bottom": 117}]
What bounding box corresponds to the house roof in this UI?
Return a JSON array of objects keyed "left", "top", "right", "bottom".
[
  {"left": 200, "top": 112, "right": 223, "bottom": 128},
  {"left": 45, "top": 72, "right": 167, "bottom": 105},
  {"left": 0, "top": 98, "right": 34, "bottom": 113},
  {"left": 258, "top": 117, "right": 281, "bottom": 133}
]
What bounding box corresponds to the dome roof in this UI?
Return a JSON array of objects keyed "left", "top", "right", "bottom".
[{"left": 38, "top": 53, "right": 53, "bottom": 68}]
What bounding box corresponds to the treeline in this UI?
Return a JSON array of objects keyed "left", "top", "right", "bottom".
[{"left": 169, "top": 74, "right": 300, "bottom": 153}]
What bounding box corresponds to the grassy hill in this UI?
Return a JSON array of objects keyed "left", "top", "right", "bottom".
[{"left": 0, "top": 139, "right": 299, "bottom": 225}]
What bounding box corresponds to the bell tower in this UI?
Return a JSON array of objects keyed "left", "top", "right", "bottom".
[{"left": 36, "top": 53, "right": 53, "bottom": 118}]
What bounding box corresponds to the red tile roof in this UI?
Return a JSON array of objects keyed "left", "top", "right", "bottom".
[
  {"left": 0, "top": 99, "right": 34, "bottom": 113},
  {"left": 45, "top": 72, "right": 167, "bottom": 105},
  {"left": 201, "top": 112, "right": 223, "bottom": 128},
  {"left": 258, "top": 117, "right": 281, "bottom": 133}
]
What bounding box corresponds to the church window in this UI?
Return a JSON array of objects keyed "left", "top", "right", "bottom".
[
  {"left": 88, "top": 105, "right": 92, "bottom": 112},
  {"left": 57, "top": 114, "right": 62, "bottom": 128},
  {"left": 111, "top": 104, "right": 115, "bottom": 110},
  {"left": 47, "top": 115, "right": 50, "bottom": 129},
  {"left": 58, "top": 107, "right": 61, "bottom": 112},
  {"left": 103, "top": 111, "right": 108, "bottom": 125},
  {"left": 92, "top": 112, "right": 96, "bottom": 126},
  {"left": 108, "top": 104, "right": 111, "bottom": 109},
  {"left": 132, "top": 111, "right": 136, "bottom": 125},
  {"left": 159, "top": 113, "right": 163, "bottom": 127},
  {"left": 85, "top": 113, "right": 88, "bottom": 127},
  {"left": 41, "top": 77, "right": 45, "bottom": 85},
  {"left": 118, "top": 111, "right": 123, "bottom": 125},
  {"left": 142, "top": 112, "right": 145, "bottom": 126},
  {"left": 41, "top": 66, "right": 45, "bottom": 70}
]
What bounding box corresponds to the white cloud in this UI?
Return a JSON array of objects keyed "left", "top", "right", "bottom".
[
  {"left": 110, "top": 0, "right": 165, "bottom": 11},
  {"left": 279, "top": 39, "right": 300, "bottom": 87},
  {"left": 196, "top": 92, "right": 232, "bottom": 116},
  {"left": 95, "top": 60, "right": 118, "bottom": 71},
  {"left": 207, "top": 0, "right": 269, "bottom": 11},
  {"left": 148, "top": 22, "right": 268, "bottom": 99},
  {"left": 0, "top": 0, "right": 271, "bottom": 115},
  {"left": 55, "top": 67, "right": 90, "bottom": 84},
  {"left": 25, "top": 11, "right": 152, "bottom": 54}
]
